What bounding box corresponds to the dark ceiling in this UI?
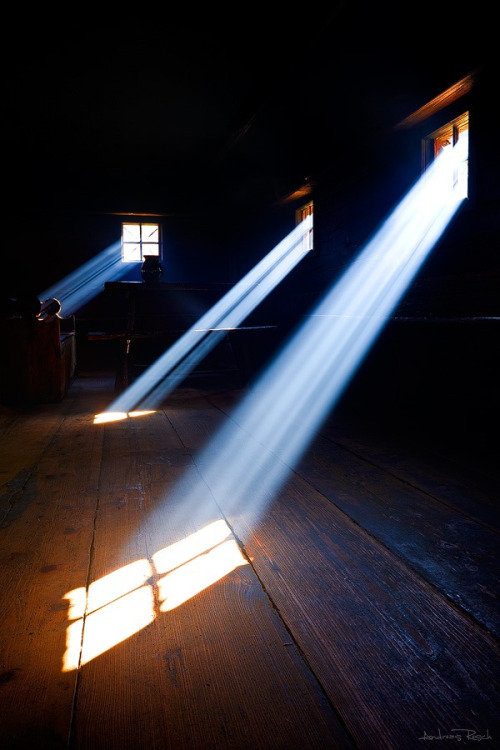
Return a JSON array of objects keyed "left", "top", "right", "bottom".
[{"left": 4, "top": 4, "right": 485, "bottom": 218}]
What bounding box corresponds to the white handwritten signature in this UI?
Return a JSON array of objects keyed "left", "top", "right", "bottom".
[{"left": 419, "top": 729, "right": 492, "bottom": 741}]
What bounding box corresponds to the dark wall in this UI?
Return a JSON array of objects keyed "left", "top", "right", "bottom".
[
  {"left": 4, "top": 64, "right": 494, "bottom": 316},
  {"left": 3, "top": 58, "right": 496, "bottom": 445},
  {"left": 250, "top": 65, "right": 498, "bottom": 447}
]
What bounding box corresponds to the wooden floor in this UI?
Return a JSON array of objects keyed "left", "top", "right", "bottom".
[{"left": 0, "top": 370, "right": 498, "bottom": 749}]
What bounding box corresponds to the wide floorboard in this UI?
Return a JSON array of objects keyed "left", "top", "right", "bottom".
[{"left": 0, "top": 373, "right": 498, "bottom": 749}]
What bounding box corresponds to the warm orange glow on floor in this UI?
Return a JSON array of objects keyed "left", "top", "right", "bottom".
[{"left": 62, "top": 520, "right": 248, "bottom": 671}]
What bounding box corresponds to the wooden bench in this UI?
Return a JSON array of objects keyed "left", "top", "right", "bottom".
[{"left": 0, "top": 316, "right": 76, "bottom": 405}]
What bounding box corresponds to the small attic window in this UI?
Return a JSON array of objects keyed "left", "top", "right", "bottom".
[
  {"left": 296, "top": 201, "right": 314, "bottom": 251},
  {"left": 423, "top": 111, "right": 469, "bottom": 199},
  {"left": 121, "top": 223, "right": 161, "bottom": 263}
]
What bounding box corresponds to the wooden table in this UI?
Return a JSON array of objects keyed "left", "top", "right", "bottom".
[{"left": 97, "top": 282, "right": 277, "bottom": 392}]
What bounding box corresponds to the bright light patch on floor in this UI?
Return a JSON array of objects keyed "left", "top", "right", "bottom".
[
  {"left": 105, "top": 217, "right": 313, "bottom": 414},
  {"left": 38, "top": 241, "right": 128, "bottom": 316},
  {"left": 62, "top": 519, "right": 247, "bottom": 671},
  {"left": 79, "top": 586, "right": 155, "bottom": 667},
  {"left": 86, "top": 559, "right": 152, "bottom": 612},
  {"left": 158, "top": 539, "right": 247, "bottom": 612},
  {"left": 152, "top": 519, "right": 232, "bottom": 574},
  {"left": 93, "top": 410, "right": 156, "bottom": 424}
]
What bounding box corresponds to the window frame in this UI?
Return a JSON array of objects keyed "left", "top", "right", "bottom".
[
  {"left": 295, "top": 200, "right": 314, "bottom": 252},
  {"left": 422, "top": 111, "right": 469, "bottom": 199},
  {"left": 121, "top": 222, "right": 162, "bottom": 263}
]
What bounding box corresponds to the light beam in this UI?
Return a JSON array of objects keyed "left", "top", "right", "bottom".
[
  {"left": 104, "top": 217, "right": 313, "bottom": 414},
  {"left": 163, "top": 142, "right": 468, "bottom": 528},
  {"left": 38, "top": 241, "right": 128, "bottom": 316},
  {"left": 63, "top": 144, "right": 466, "bottom": 672}
]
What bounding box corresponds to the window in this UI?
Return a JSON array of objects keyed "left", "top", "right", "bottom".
[
  {"left": 121, "top": 223, "right": 161, "bottom": 263},
  {"left": 296, "top": 201, "right": 314, "bottom": 251},
  {"left": 423, "top": 111, "right": 469, "bottom": 199}
]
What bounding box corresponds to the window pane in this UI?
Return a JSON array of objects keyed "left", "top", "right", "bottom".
[
  {"left": 426, "top": 112, "right": 468, "bottom": 199},
  {"left": 455, "top": 128, "right": 469, "bottom": 200},
  {"left": 123, "top": 224, "right": 141, "bottom": 242},
  {"left": 142, "top": 224, "right": 159, "bottom": 241},
  {"left": 296, "top": 201, "right": 314, "bottom": 251},
  {"left": 123, "top": 243, "right": 142, "bottom": 262},
  {"left": 434, "top": 131, "right": 452, "bottom": 157}
]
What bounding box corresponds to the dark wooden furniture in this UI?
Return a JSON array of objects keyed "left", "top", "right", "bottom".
[
  {"left": 87, "top": 281, "right": 278, "bottom": 391},
  {"left": 0, "top": 315, "right": 76, "bottom": 405}
]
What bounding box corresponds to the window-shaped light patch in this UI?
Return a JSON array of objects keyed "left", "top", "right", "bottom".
[
  {"left": 61, "top": 520, "right": 248, "bottom": 671},
  {"left": 153, "top": 520, "right": 248, "bottom": 612},
  {"left": 122, "top": 222, "right": 160, "bottom": 263},
  {"left": 62, "top": 560, "right": 155, "bottom": 671}
]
